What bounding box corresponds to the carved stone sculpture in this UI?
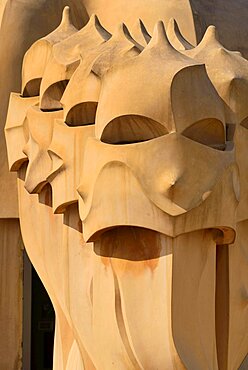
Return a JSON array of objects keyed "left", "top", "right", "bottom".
[{"left": 5, "top": 6, "right": 248, "bottom": 370}]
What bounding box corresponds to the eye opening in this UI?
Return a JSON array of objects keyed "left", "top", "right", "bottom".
[
  {"left": 40, "top": 80, "right": 69, "bottom": 111},
  {"left": 182, "top": 118, "right": 226, "bottom": 150},
  {"left": 65, "top": 102, "right": 97, "bottom": 127},
  {"left": 101, "top": 114, "right": 168, "bottom": 144},
  {"left": 22, "top": 78, "right": 42, "bottom": 97}
]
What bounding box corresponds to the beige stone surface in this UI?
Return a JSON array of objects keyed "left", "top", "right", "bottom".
[
  {"left": 0, "top": 4, "right": 88, "bottom": 370},
  {"left": 189, "top": 0, "right": 248, "bottom": 58},
  {"left": 0, "top": 0, "right": 247, "bottom": 218},
  {"left": 0, "top": 219, "right": 23, "bottom": 370},
  {"left": 0, "top": 0, "right": 7, "bottom": 27},
  {"left": 79, "top": 0, "right": 248, "bottom": 59},
  {"left": 3, "top": 3, "right": 248, "bottom": 370},
  {"left": 0, "top": 0, "right": 88, "bottom": 218}
]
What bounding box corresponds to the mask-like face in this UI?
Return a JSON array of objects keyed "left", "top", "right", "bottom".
[
  {"left": 10, "top": 14, "right": 237, "bottom": 238},
  {"left": 5, "top": 7, "right": 248, "bottom": 370}
]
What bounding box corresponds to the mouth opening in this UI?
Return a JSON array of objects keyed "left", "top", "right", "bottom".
[{"left": 93, "top": 226, "right": 170, "bottom": 261}]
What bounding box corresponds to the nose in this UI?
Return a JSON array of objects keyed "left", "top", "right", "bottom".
[{"left": 158, "top": 172, "right": 184, "bottom": 205}]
